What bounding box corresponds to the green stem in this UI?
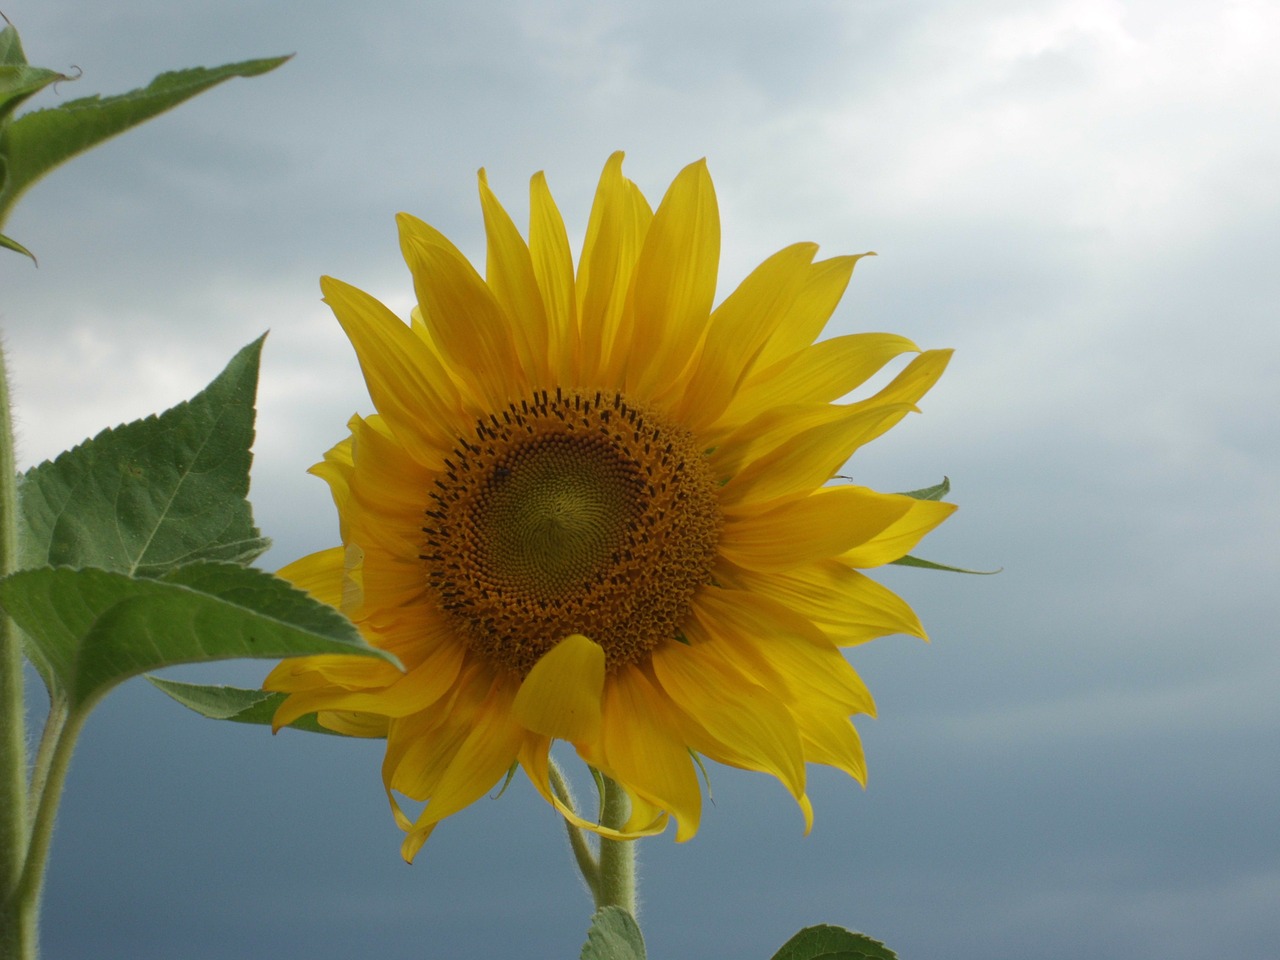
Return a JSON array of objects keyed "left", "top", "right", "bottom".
[
  {"left": 25, "top": 700, "right": 67, "bottom": 820},
  {"left": 548, "top": 758, "right": 600, "bottom": 899},
  {"left": 0, "top": 342, "right": 32, "bottom": 958},
  {"left": 9, "top": 705, "right": 85, "bottom": 960},
  {"left": 594, "top": 776, "right": 636, "bottom": 916},
  {"left": 550, "top": 763, "right": 640, "bottom": 917}
]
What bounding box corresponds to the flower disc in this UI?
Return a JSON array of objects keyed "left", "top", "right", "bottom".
[{"left": 422, "top": 389, "right": 721, "bottom": 675}]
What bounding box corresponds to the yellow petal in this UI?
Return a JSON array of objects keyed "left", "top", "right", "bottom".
[
  {"left": 840, "top": 497, "right": 958, "bottom": 568},
  {"left": 319, "top": 275, "right": 460, "bottom": 468},
  {"left": 720, "top": 485, "right": 916, "bottom": 571},
  {"left": 728, "top": 332, "right": 920, "bottom": 423},
  {"left": 667, "top": 242, "right": 817, "bottom": 431},
  {"left": 753, "top": 253, "right": 873, "bottom": 370},
  {"left": 651, "top": 641, "right": 806, "bottom": 802},
  {"left": 397, "top": 212, "right": 527, "bottom": 407},
  {"left": 382, "top": 668, "right": 526, "bottom": 861},
  {"left": 627, "top": 158, "right": 720, "bottom": 397},
  {"left": 719, "top": 403, "right": 916, "bottom": 507},
  {"left": 793, "top": 710, "right": 867, "bottom": 783},
  {"left": 276, "top": 546, "right": 346, "bottom": 608},
  {"left": 268, "top": 635, "right": 464, "bottom": 731},
  {"left": 478, "top": 169, "right": 551, "bottom": 385},
  {"left": 342, "top": 416, "right": 435, "bottom": 552},
  {"left": 687, "top": 589, "right": 875, "bottom": 715},
  {"left": 518, "top": 738, "right": 671, "bottom": 840},
  {"left": 529, "top": 170, "right": 579, "bottom": 380},
  {"left": 708, "top": 402, "right": 849, "bottom": 478},
  {"left": 512, "top": 634, "right": 606, "bottom": 743},
  {"left": 596, "top": 666, "right": 702, "bottom": 841},
  {"left": 715, "top": 559, "right": 928, "bottom": 644},
  {"left": 315, "top": 711, "right": 390, "bottom": 738},
  {"left": 844, "top": 348, "right": 953, "bottom": 422},
  {"left": 576, "top": 152, "right": 651, "bottom": 384},
  {"left": 405, "top": 682, "right": 524, "bottom": 830}
]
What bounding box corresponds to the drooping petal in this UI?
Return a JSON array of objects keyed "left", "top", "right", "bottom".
[
  {"left": 268, "top": 637, "right": 464, "bottom": 731},
  {"left": 511, "top": 634, "right": 606, "bottom": 743},
  {"left": 687, "top": 588, "right": 875, "bottom": 716},
  {"left": 517, "top": 738, "right": 671, "bottom": 840},
  {"left": 590, "top": 665, "right": 702, "bottom": 841},
  {"left": 651, "top": 641, "right": 806, "bottom": 804},
  {"left": 381, "top": 667, "right": 527, "bottom": 862}
]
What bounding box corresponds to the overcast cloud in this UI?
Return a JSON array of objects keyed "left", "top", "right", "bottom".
[{"left": 3, "top": 1, "right": 1278, "bottom": 958}]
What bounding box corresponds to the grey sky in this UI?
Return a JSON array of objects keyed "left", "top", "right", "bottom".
[{"left": 4, "top": 1, "right": 1278, "bottom": 958}]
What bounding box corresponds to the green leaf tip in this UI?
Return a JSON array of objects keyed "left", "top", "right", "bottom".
[
  {"left": 0, "top": 229, "right": 35, "bottom": 262},
  {"left": 144, "top": 677, "right": 352, "bottom": 737},
  {"left": 580, "top": 906, "right": 646, "bottom": 960},
  {"left": 18, "top": 337, "right": 269, "bottom": 577},
  {"left": 770, "top": 924, "right": 898, "bottom": 960},
  {"left": 897, "top": 476, "right": 950, "bottom": 501},
  {"left": 890, "top": 554, "right": 1001, "bottom": 575}
]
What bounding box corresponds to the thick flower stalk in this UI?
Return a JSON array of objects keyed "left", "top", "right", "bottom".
[{"left": 266, "top": 153, "right": 955, "bottom": 861}]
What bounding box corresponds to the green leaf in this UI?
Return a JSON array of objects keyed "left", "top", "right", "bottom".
[
  {"left": 0, "top": 228, "right": 35, "bottom": 262},
  {"left": 890, "top": 554, "right": 1000, "bottom": 575},
  {"left": 144, "top": 677, "right": 347, "bottom": 736},
  {"left": 896, "top": 476, "right": 950, "bottom": 501},
  {"left": 17, "top": 337, "right": 269, "bottom": 576},
  {"left": 0, "top": 51, "right": 289, "bottom": 224},
  {"left": 0, "top": 562, "right": 396, "bottom": 711},
  {"left": 1, "top": 23, "right": 70, "bottom": 122},
  {"left": 580, "top": 907, "right": 646, "bottom": 960},
  {"left": 770, "top": 924, "right": 897, "bottom": 960}
]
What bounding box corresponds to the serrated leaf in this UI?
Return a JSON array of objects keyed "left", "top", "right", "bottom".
[
  {"left": 0, "top": 61, "right": 68, "bottom": 126},
  {"left": 144, "top": 677, "right": 346, "bottom": 736},
  {"left": 896, "top": 476, "right": 950, "bottom": 501},
  {"left": 0, "top": 52, "right": 289, "bottom": 222},
  {"left": 17, "top": 338, "right": 269, "bottom": 576},
  {"left": 770, "top": 925, "right": 897, "bottom": 960},
  {"left": 890, "top": 554, "right": 1000, "bottom": 575},
  {"left": 0, "top": 562, "right": 396, "bottom": 710},
  {"left": 580, "top": 907, "right": 646, "bottom": 960}
]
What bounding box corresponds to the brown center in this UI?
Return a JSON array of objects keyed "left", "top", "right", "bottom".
[{"left": 421, "top": 389, "right": 721, "bottom": 675}]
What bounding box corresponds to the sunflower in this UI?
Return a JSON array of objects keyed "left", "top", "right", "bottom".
[{"left": 265, "top": 153, "right": 955, "bottom": 862}]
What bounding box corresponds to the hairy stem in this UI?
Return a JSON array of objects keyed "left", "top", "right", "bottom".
[
  {"left": 0, "top": 342, "right": 33, "bottom": 959},
  {"left": 594, "top": 776, "right": 636, "bottom": 916},
  {"left": 549, "top": 758, "right": 600, "bottom": 900}
]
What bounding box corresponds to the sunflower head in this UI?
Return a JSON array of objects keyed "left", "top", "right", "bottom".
[{"left": 266, "top": 153, "right": 955, "bottom": 862}]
